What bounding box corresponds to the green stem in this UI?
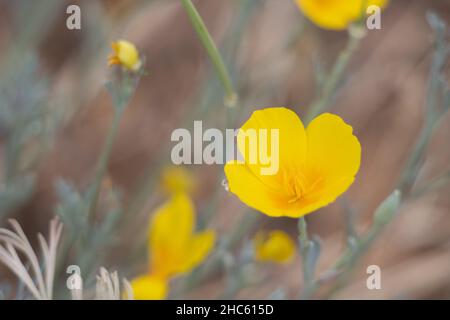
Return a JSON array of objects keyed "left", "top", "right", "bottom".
[
  {"left": 305, "top": 30, "right": 362, "bottom": 123},
  {"left": 411, "top": 168, "right": 450, "bottom": 198},
  {"left": 325, "top": 227, "right": 378, "bottom": 298},
  {"left": 324, "top": 189, "right": 400, "bottom": 297},
  {"left": 180, "top": 0, "right": 237, "bottom": 106},
  {"left": 398, "top": 116, "right": 435, "bottom": 194},
  {"left": 88, "top": 107, "right": 123, "bottom": 219},
  {"left": 298, "top": 217, "right": 315, "bottom": 298},
  {"left": 398, "top": 15, "right": 448, "bottom": 194}
]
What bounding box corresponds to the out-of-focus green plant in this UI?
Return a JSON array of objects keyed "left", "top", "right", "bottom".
[
  {"left": 0, "top": 2, "right": 65, "bottom": 221},
  {"left": 54, "top": 179, "right": 122, "bottom": 295},
  {"left": 399, "top": 12, "right": 450, "bottom": 195},
  {"left": 0, "top": 55, "right": 60, "bottom": 220}
]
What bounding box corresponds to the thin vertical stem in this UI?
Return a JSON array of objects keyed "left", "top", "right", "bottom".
[
  {"left": 88, "top": 107, "right": 123, "bottom": 219},
  {"left": 298, "top": 217, "right": 315, "bottom": 298},
  {"left": 306, "top": 30, "right": 362, "bottom": 123},
  {"left": 180, "top": 0, "right": 237, "bottom": 106}
]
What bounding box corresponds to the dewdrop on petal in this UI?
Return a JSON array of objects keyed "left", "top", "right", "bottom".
[
  {"left": 108, "top": 40, "right": 142, "bottom": 72},
  {"left": 221, "top": 179, "right": 229, "bottom": 192}
]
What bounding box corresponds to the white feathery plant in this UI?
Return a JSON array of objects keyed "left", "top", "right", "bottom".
[
  {"left": 95, "top": 267, "right": 134, "bottom": 300},
  {"left": 0, "top": 217, "right": 63, "bottom": 300}
]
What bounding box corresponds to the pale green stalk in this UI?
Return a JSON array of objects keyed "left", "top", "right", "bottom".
[
  {"left": 412, "top": 168, "right": 450, "bottom": 198},
  {"left": 398, "top": 13, "right": 449, "bottom": 195},
  {"left": 305, "top": 27, "right": 363, "bottom": 123},
  {"left": 180, "top": 0, "right": 237, "bottom": 107},
  {"left": 88, "top": 74, "right": 138, "bottom": 220},
  {"left": 324, "top": 190, "right": 400, "bottom": 297},
  {"left": 87, "top": 107, "right": 124, "bottom": 220},
  {"left": 298, "top": 217, "right": 315, "bottom": 298}
]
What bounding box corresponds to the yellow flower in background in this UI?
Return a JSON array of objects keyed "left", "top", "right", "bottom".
[
  {"left": 160, "top": 166, "right": 195, "bottom": 195},
  {"left": 131, "top": 194, "right": 215, "bottom": 299},
  {"left": 254, "top": 230, "right": 296, "bottom": 264},
  {"left": 149, "top": 193, "right": 215, "bottom": 278},
  {"left": 108, "top": 40, "right": 142, "bottom": 71},
  {"left": 131, "top": 275, "right": 168, "bottom": 300},
  {"left": 295, "top": 0, "right": 389, "bottom": 30},
  {"left": 225, "top": 107, "right": 361, "bottom": 218}
]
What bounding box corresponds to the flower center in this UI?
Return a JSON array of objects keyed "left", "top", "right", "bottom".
[
  {"left": 284, "top": 169, "right": 324, "bottom": 204},
  {"left": 285, "top": 170, "right": 308, "bottom": 204}
]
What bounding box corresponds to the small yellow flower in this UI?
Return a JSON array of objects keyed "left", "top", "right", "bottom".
[
  {"left": 130, "top": 275, "right": 168, "bottom": 300},
  {"left": 254, "top": 230, "right": 296, "bottom": 264},
  {"left": 295, "top": 0, "right": 389, "bottom": 30},
  {"left": 160, "top": 166, "right": 195, "bottom": 195},
  {"left": 224, "top": 107, "right": 361, "bottom": 218},
  {"left": 108, "top": 40, "right": 142, "bottom": 71},
  {"left": 131, "top": 193, "right": 215, "bottom": 299}
]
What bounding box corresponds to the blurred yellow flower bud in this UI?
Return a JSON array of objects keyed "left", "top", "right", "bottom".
[
  {"left": 160, "top": 166, "right": 196, "bottom": 195},
  {"left": 108, "top": 40, "right": 142, "bottom": 72},
  {"left": 254, "top": 230, "right": 296, "bottom": 264}
]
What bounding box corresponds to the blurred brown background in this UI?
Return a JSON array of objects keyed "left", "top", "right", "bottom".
[{"left": 1, "top": 0, "right": 450, "bottom": 299}]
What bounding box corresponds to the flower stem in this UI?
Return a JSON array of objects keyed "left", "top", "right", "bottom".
[
  {"left": 298, "top": 217, "right": 316, "bottom": 298},
  {"left": 305, "top": 28, "right": 362, "bottom": 123},
  {"left": 398, "top": 115, "right": 436, "bottom": 194},
  {"left": 180, "top": 0, "right": 237, "bottom": 107},
  {"left": 411, "top": 167, "right": 450, "bottom": 198},
  {"left": 88, "top": 107, "right": 123, "bottom": 220}
]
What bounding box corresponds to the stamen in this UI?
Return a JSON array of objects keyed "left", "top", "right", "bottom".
[{"left": 285, "top": 169, "right": 309, "bottom": 204}]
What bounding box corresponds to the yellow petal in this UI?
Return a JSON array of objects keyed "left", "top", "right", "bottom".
[
  {"left": 295, "top": 0, "right": 389, "bottom": 30},
  {"left": 131, "top": 275, "right": 168, "bottom": 300},
  {"left": 306, "top": 113, "right": 360, "bottom": 182},
  {"left": 367, "top": 0, "right": 389, "bottom": 9},
  {"left": 254, "top": 230, "right": 296, "bottom": 264},
  {"left": 148, "top": 193, "right": 216, "bottom": 278},
  {"left": 178, "top": 230, "right": 216, "bottom": 274},
  {"left": 225, "top": 160, "right": 296, "bottom": 217},
  {"left": 109, "top": 40, "right": 141, "bottom": 71},
  {"left": 297, "top": 113, "right": 361, "bottom": 212},
  {"left": 149, "top": 194, "right": 194, "bottom": 277},
  {"left": 237, "top": 107, "right": 307, "bottom": 188}
]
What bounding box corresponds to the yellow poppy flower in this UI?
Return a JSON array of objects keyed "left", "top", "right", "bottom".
[
  {"left": 108, "top": 40, "right": 142, "bottom": 71},
  {"left": 224, "top": 107, "right": 361, "bottom": 218},
  {"left": 160, "top": 166, "right": 195, "bottom": 195},
  {"left": 295, "top": 0, "right": 389, "bottom": 30},
  {"left": 130, "top": 275, "right": 168, "bottom": 300},
  {"left": 149, "top": 193, "right": 215, "bottom": 278},
  {"left": 254, "top": 230, "right": 296, "bottom": 264}
]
